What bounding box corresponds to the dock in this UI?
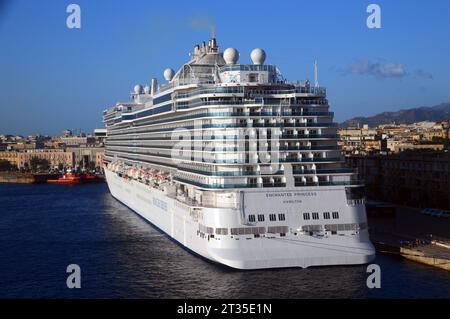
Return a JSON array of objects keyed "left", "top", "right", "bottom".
[
  {"left": 0, "top": 172, "right": 59, "bottom": 184},
  {"left": 368, "top": 203, "right": 450, "bottom": 271}
]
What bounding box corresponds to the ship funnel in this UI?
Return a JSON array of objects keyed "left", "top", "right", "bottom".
[
  {"left": 151, "top": 78, "right": 157, "bottom": 96},
  {"left": 210, "top": 38, "right": 217, "bottom": 51}
]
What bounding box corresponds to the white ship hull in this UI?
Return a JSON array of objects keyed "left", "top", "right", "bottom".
[{"left": 105, "top": 168, "right": 376, "bottom": 269}]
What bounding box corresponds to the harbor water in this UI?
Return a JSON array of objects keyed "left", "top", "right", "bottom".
[{"left": 0, "top": 183, "right": 449, "bottom": 299}]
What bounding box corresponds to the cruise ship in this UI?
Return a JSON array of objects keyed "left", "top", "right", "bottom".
[{"left": 102, "top": 38, "right": 376, "bottom": 269}]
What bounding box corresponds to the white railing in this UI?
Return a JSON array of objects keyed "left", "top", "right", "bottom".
[{"left": 347, "top": 198, "right": 366, "bottom": 206}]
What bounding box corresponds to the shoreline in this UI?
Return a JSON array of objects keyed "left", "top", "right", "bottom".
[
  {"left": 0, "top": 172, "right": 105, "bottom": 184},
  {"left": 368, "top": 204, "right": 450, "bottom": 271},
  {"left": 0, "top": 172, "right": 59, "bottom": 184}
]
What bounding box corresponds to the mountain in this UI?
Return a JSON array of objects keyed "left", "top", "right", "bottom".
[{"left": 341, "top": 103, "right": 450, "bottom": 128}]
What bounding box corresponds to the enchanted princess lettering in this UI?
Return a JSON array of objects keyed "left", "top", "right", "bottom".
[{"left": 266, "top": 192, "right": 317, "bottom": 198}]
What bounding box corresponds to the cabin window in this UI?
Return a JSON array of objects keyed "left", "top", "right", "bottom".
[{"left": 248, "top": 73, "right": 259, "bottom": 82}]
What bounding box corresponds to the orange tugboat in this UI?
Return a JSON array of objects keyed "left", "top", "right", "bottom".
[
  {"left": 47, "top": 171, "right": 103, "bottom": 184},
  {"left": 47, "top": 172, "right": 81, "bottom": 184}
]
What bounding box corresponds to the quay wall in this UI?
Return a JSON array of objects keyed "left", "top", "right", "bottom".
[
  {"left": 0, "top": 172, "right": 58, "bottom": 184},
  {"left": 400, "top": 247, "right": 450, "bottom": 271}
]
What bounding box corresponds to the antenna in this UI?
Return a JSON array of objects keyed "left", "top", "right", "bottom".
[{"left": 314, "top": 60, "right": 319, "bottom": 88}]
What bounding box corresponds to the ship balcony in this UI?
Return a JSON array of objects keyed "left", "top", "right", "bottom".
[
  {"left": 292, "top": 168, "right": 354, "bottom": 175},
  {"left": 202, "top": 156, "right": 342, "bottom": 164},
  {"left": 278, "top": 157, "right": 341, "bottom": 163},
  {"left": 174, "top": 177, "right": 362, "bottom": 190},
  {"left": 280, "top": 133, "right": 339, "bottom": 139},
  {"left": 294, "top": 180, "right": 363, "bottom": 187},
  {"left": 175, "top": 98, "right": 330, "bottom": 109},
  {"left": 175, "top": 86, "right": 245, "bottom": 99},
  {"left": 278, "top": 145, "right": 340, "bottom": 151},
  {"left": 115, "top": 134, "right": 336, "bottom": 141},
  {"left": 176, "top": 166, "right": 354, "bottom": 177},
  {"left": 111, "top": 107, "right": 332, "bottom": 129},
  {"left": 200, "top": 122, "right": 338, "bottom": 129},
  {"left": 347, "top": 198, "right": 366, "bottom": 206},
  {"left": 122, "top": 123, "right": 337, "bottom": 133}
]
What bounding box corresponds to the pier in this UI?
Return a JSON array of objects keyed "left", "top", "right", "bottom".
[
  {"left": 0, "top": 172, "right": 59, "bottom": 184},
  {"left": 368, "top": 203, "right": 450, "bottom": 271}
]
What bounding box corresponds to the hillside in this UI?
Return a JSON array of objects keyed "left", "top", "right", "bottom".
[{"left": 341, "top": 103, "right": 450, "bottom": 127}]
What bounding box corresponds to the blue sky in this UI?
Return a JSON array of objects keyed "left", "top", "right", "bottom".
[{"left": 0, "top": 0, "right": 449, "bottom": 135}]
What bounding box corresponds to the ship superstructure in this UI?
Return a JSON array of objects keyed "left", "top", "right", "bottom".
[{"left": 103, "top": 38, "right": 375, "bottom": 269}]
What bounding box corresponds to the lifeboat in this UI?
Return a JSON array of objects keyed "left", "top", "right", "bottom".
[
  {"left": 127, "top": 167, "right": 134, "bottom": 177},
  {"left": 133, "top": 168, "right": 140, "bottom": 179},
  {"left": 149, "top": 169, "right": 159, "bottom": 177},
  {"left": 156, "top": 172, "right": 169, "bottom": 182}
]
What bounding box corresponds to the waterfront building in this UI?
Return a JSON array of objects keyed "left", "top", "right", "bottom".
[
  {"left": 0, "top": 151, "right": 19, "bottom": 168},
  {"left": 95, "top": 150, "right": 105, "bottom": 169},
  {"left": 393, "top": 143, "right": 444, "bottom": 153},
  {"left": 67, "top": 146, "right": 104, "bottom": 169},
  {"left": 17, "top": 149, "right": 74, "bottom": 169},
  {"left": 93, "top": 128, "right": 107, "bottom": 145},
  {"left": 340, "top": 121, "right": 450, "bottom": 155},
  {"left": 60, "top": 135, "right": 96, "bottom": 147},
  {"left": 60, "top": 129, "right": 106, "bottom": 169},
  {"left": 347, "top": 152, "right": 450, "bottom": 209},
  {"left": 44, "top": 136, "right": 64, "bottom": 149},
  {"left": 339, "top": 125, "right": 379, "bottom": 155}
]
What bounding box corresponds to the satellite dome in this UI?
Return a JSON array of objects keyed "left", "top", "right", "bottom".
[
  {"left": 134, "top": 84, "right": 143, "bottom": 94},
  {"left": 251, "top": 48, "right": 266, "bottom": 65},
  {"left": 223, "top": 48, "right": 239, "bottom": 65},
  {"left": 144, "top": 85, "right": 151, "bottom": 94},
  {"left": 163, "top": 68, "right": 175, "bottom": 81}
]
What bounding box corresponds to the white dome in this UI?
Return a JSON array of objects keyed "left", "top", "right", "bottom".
[
  {"left": 251, "top": 48, "right": 266, "bottom": 65},
  {"left": 163, "top": 68, "right": 175, "bottom": 81},
  {"left": 144, "top": 85, "right": 151, "bottom": 94},
  {"left": 134, "top": 84, "right": 143, "bottom": 94},
  {"left": 223, "top": 48, "right": 239, "bottom": 65}
]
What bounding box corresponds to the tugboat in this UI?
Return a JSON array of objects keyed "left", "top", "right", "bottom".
[
  {"left": 79, "top": 172, "right": 103, "bottom": 183},
  {"left": 47, "top": 170, "right": 81, "bottom": 184},
  {"left": 47, "top": 170, "right": 102, "bottom": 184}
]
